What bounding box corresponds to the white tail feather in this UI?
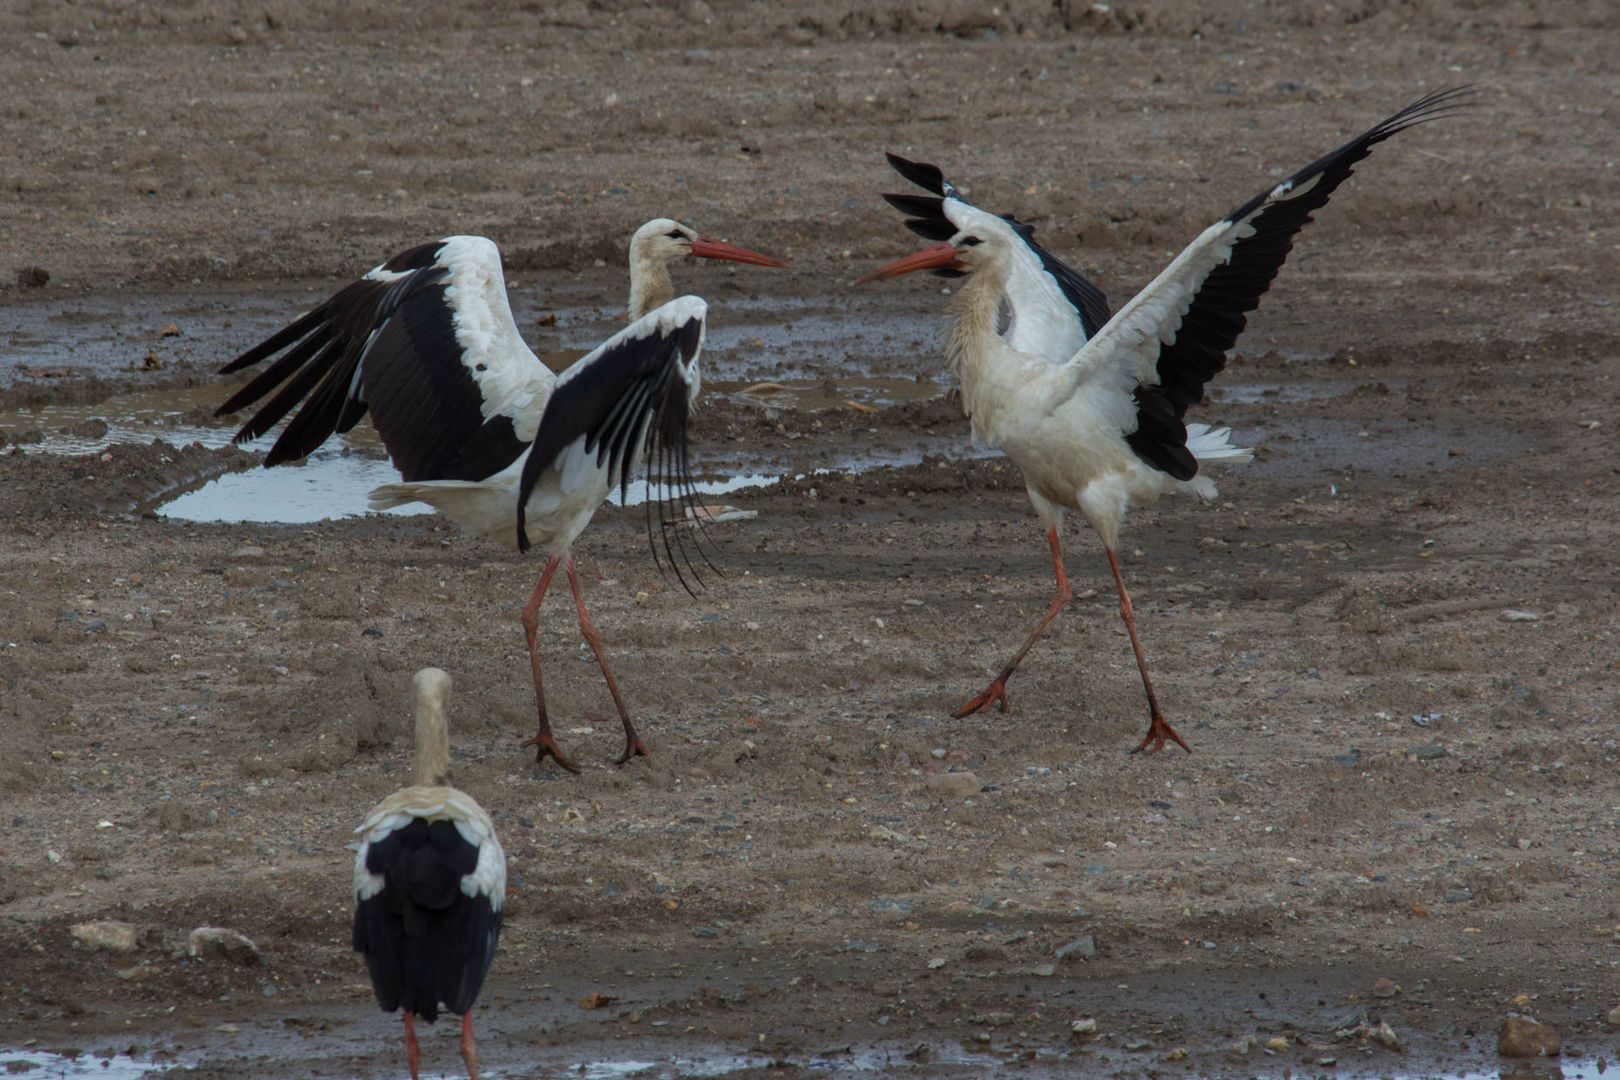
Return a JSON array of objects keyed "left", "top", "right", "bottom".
[
  {"left": 1185, "top": 422, "right": 1253, "bottom": 464},
  {"left": 369, "top": 480, "right": 519, "bottom": 549}
]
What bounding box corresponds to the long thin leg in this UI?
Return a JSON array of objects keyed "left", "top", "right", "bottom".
[
  {"left": 403, "top": 1013, "right": 421, "bottom": 1080},
  {"left": 518, "top": 555, "right": 581, "bottom": 773},
  {"left": 460, "top": 1011, "right": 480, "bottom": 1080},
  {"left": 953, "top": 527, "right": 1073, "bottom": 718},
  {"left": 565, "top": 558, "right": 649, "bottom": 764},
  {"left": 1105, "top": 547, "right": 1191, "bottom": 755}
]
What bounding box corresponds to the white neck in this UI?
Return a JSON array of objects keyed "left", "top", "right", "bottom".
[
  {"left": 411, "top": 669, "right": 452, "bottom": 787},
  {"left": 628, "top": 254, "right": 675, "bottom": 321}
]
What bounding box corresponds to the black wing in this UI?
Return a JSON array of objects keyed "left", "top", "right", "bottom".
[
  {"left": 352, "top": 818, "right": 502, "bottom": 1022},
  {"left": 881, "top": 152, "right": 1111, "bottom": 337},
  {"left": 216, "top": 236, "right": 536, "bottom": 483},
  {"left": 516, "top": 297, "right": 716, "bottom": 592},
  {"left": 1124, "top": 84, "right": 1474, "bottom": 479}
]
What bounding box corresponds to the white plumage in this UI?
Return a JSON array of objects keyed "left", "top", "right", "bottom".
[
  {"left": 865, "top": 87, "right": 1470, "bottom": 754},
  {"left": 217, "top": 220, "right": 785, "bottom": 771}
]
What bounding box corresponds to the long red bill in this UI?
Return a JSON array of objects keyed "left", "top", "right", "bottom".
[
  {"left": 855, "top": 242, "right": 964, "bottom": 285},
  {"left": 690, "top": 237, "right": 789, "bottom": 268}
]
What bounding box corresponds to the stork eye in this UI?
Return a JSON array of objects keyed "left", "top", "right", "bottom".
[
  {"left": 666, "top": 229, "right": 687, "bottom": 240},
  {"left": 959, "top": 235, "right": 983, "bottom": 247}
]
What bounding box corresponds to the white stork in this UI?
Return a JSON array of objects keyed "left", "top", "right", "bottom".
[
  {"left": 861, "top": 87, "right": 1471, "bottom": 755},
  {"left": 216, "top": 219, "right": 788, "bottom": 772},
  {"left": 352, "top": 667, "right": 505, "bottom": 1080}
]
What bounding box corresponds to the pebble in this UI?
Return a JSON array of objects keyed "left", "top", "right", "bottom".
[
  {"left": 1409, "top": 743, "right": 1447, "bottom": 760},
  {"left": 868, "top": 898, "right": 913, "bottom": 914},
  {"left": 1444, "top": 886, "right": 1473, "bottom": 903},
  {"left": 1372, "top": 1020, "right": 1402, "bottom": 1050},
  {"left": 925, "top": 771, "right": 980, "bottom": 797},
  {"left": 187, "top": 927, "right": 262, "bottom": 966},
  {"left": 1500, "top": 609, "right": 1540, "bottom": 622},
  {"left": 1372, "top": 976, "right": 1401, "bottom": 998},
  {"left": 1054, "top": 934, "right": 1096, "bottom": 962},
  {"left": 1266, "top": 1036, "right": 1289, "bottom": 1051},
  {"left": 1070, "top": 1018, "right": 1097, "bottom": 1036},
  {"left": 230, "top": 545, "right": 266, "bottom": 560},
  {"left": 1605, "top": 1004, "right": 1620, "bottom": 1028},
  {"left": 71, "top": 921, "right": 137, "bottom": 953},
  {"left": 692, "top": 926, "right": 718, "bottom": 938},
  {"left": 1497, "top": 1016, "right": 1560, "bottom": 1057},
  {"left": 926, "top": 958, "right": 946, "bottom": 970}
]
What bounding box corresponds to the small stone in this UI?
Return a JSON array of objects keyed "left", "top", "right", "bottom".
[
  {"left": 1497, "top": 1016, "right": 1560, "bottom": 1058},
  {"left": 925, "top": 771, "right": 980, "bottom": 797},
  {"left": 1605, "top": 1004, "right": 1620, "bottom": 1028},
  {"left": 1409, "top": 743, "right": 1447, "bottom": 761},
  {"left": 1123, "top": 1039, "right": 1154, "bottom": 1052},
  {"left": 929, "top": 747, "right": 946, "bottom": 759},
  {"left": 1266, "top": 1036, "right": 1289, "bottom": 1051},
  {"left": 1444, "top": 886, "right": 1473, "bottom": 903},
  {"left": 231, "top": 545, "right": 266, "bottom": 560},
  {"left": 46, "top": 849, "right": 62, "bottom": 864},
  {"left": 1500, "top": 609, "right": 1540, "bottom": 622},
  {"left": 926, "top": 957, "right": 946, "bottom": 970},
  {"left": 692, "top": 926, "right": 718, "bottom": 939},
  {"left": 1027, "top": 963, "right": 1055, "bottom": 977},
  {"left": 71, "top": 921, "right": 137, "bottom": 953},
  {"left": 1372, "top": 1020, "right": 1402, "bottom": 1050},
  {"left": 187, "top": 926, "right": 262, "bottom": 966},
  {"left": 1165, "top": 1047, "right": 1188, "bottom": 1061},
  {"left": 1055, "top": 934, "right": 1096, "bottom": 962},
  {"left": 1372, "top": 976, "right": 1401, "bottom": 998},
  {"left": 1070, "top": 1017, "right": 1097, "bottom": 1035},
  {"left": 1515, "top": 837, "right": 1531, "bottom": 851}
]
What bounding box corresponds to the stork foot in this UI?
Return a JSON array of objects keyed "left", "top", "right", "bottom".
[
  {"left": 521, "top": 731, "right": 582, "bottom": 774},
  {"left": 1131, "top": 712, "right": 1192, "bottom": 756},
  {"left": 613, "top": 732, "right": 651, "bottom": 765},
  {"left": 951, "top": 678, "right": 1010, "bottom": 719}
]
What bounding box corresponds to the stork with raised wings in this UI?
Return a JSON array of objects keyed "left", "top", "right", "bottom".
[
  {"left": 217, "top": 219, "right": 787, "bottom": 772},
  {"left": 861, "top": 87, "right": 1470, "bottom": 754}
]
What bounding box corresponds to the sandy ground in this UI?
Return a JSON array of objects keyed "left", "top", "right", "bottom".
[{"left": 2, "top": 1, "right": 1619, "bottom": 1076}]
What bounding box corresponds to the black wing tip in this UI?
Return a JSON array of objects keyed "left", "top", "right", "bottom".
[{"left": 884, "top": 151, "right": 948, "bottom": 196}]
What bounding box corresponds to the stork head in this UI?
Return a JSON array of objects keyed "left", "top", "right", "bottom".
[
  {"left": 630, "top": 218, "right": 788, "bottom": 271},
  {"left": 857, "top": 202, "right": 1016, "bottom": 285},
  {"left": 628, "top": 218, "right": 787, "bottom": 320}
]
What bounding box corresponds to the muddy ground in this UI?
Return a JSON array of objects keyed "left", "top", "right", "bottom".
[{"left": 2, "top": 1, "right": 1618, "bottom": 1076}]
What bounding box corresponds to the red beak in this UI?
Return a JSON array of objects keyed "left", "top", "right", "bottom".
[
  {"left": 689, "top": 237, "right": 789, "bottom": 268},
  {"left": 855, "top": 242, "right": 964, "bottom": 285}
]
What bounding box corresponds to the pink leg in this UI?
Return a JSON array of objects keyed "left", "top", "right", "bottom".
[
  {"left": 565, "top": 558, "right": 649, "bottom": 764},
  {"left": 403, "top": 1013, "right": 421, "bottom": 1080},
  {"left": 460, "top": 1011, "right": 480, "bottom": 1080},
  {"left": 953, "top": 527, "right": 1074, "bottom": 718},
  {"left": 1105, "top": 547, "right": 1191, "bottom": 755},
  {"left": 518, "top": 555, "right": 581, "bottom": 773}
]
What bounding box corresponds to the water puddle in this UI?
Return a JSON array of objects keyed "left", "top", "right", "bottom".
[{"left": 0, "top": 1047, "right": 185, "bottom": 1077}]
